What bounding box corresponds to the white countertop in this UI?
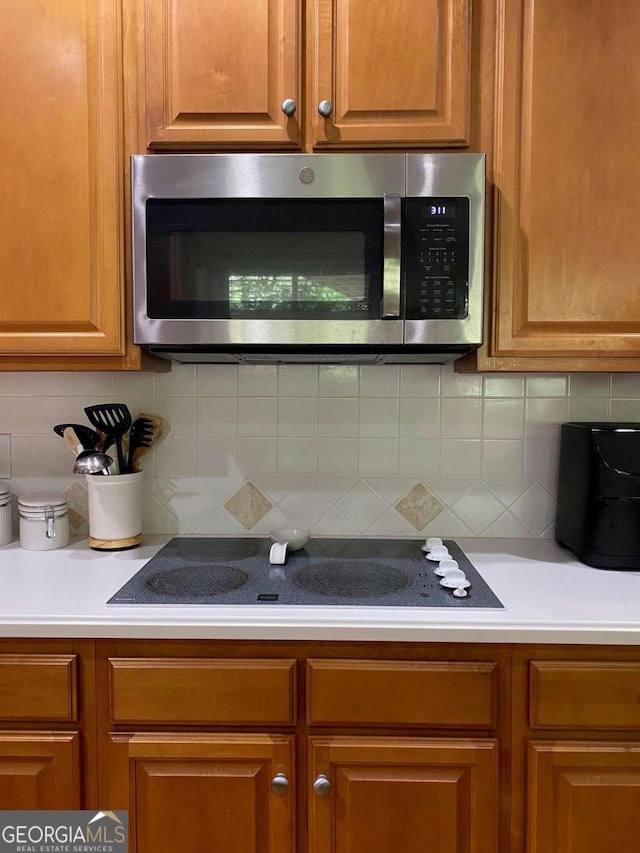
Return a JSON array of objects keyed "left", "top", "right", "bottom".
[{"left": 1, "top": 536, "right": 639, "bottom": 644}]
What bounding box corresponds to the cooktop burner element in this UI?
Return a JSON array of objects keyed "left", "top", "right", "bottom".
[
  {"left": 107, "top": 538, "right": 504, "bottom": 608},
  {"left": 146, "top": 565, "right": 249, "bottom": 597},
  {"left": 294, "top": 561, "right": 409, "bottom": 598}
]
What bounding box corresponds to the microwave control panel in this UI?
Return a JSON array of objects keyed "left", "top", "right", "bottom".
[{"left": 403, "top": 197, "right": 470, "bottom": 320}]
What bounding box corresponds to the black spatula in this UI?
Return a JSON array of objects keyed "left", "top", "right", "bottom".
[
  {"left": 84, "top": 403, "right": 132, "bottom": 474},
  {"left": 53, "top": 423, "right": 101, "bottom": 450}
]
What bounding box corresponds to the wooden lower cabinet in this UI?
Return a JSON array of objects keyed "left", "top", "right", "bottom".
[
  {"left": 107, "top": 733, "right": 295, "bottom": 853},
  {"left": 512, "top": 646, "right": 640, "bottom": 853},
  {"left": 97, "top": 641, "right": 506, "bottom": 853},
  {"left": 5, "top": 638, "right": 639, "bottom": 851},
  {"left": 309, "top": 736, "right": 498, "bottom": 853},
  {"left": 0, "top": 640, "right": 95, "bottom": 809},
  {"left": 0, "top": 732, "right": 82, "bottom": 809},
  {"left": 526, "top": 740, "right": 640, "bottom": 853},
  {"left": 104, "top": 730, "right": 497, "bottom": 853}
]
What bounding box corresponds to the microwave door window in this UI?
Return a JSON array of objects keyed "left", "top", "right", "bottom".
[
  {"left": 168, "top": 231, "right": 369, "bottom": 319},
  {"left": 145, "top": 199, "right": 384, "bottom": 321}
]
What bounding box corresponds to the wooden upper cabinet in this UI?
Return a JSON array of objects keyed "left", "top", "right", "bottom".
[
  {"left": 484, "top": 0, "right": 640, "bottom": 370},
  {"left": 0, "top": 0, "right": 141, "bottom": 368},
  {"left": 133, "top": 0, "right": 471, "bottom": 151},
  {"left": 140, "top": 0, "right": 301, "bottom": 148},
  {"left": 308, "top": 0, "right": 471, "bottom": 148}
]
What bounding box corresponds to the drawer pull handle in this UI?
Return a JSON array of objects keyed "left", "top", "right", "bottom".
[
  {"left": 271, "top": 773, "right": 289, "bottom": 795},
  {"left": 313, "top": 774, "right": 331, "bottom": 796}
]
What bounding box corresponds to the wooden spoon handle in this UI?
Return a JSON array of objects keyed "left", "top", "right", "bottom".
[{"left": 62, "top": 426, "right": 83, "bottom": 456}]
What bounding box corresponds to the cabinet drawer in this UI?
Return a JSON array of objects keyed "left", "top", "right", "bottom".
[
  {"left": 307, "top": 659, "right": 497, "bottom": 729},
  {"left": 0, "top": 655, "right": 77, "bottom": 721},
  {"left": 109, "top": 658, "right": 296, "bottom": 725},
  {"left": 530, "top": 661, "right": 640, "bottom": 729}
]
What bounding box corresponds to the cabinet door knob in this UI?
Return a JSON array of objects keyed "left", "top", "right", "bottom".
[
  {"left": 317, "top": 99, "right": 333, "bottom": 117},
  {"left": 281, "top": 98, "right": 297, "bottom": 116},
  {"left": 271, "top": 772, "right": 289, "bottom": 795},
  {"left": 313, "top": 774, "right": 331, "bottom": 796}
]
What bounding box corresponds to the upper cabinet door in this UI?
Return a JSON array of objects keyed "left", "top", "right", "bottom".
[
  {"left": 307, "top": 0, "right": 471, "bottom": 148},
  {"left": 0, "top": 0, "right": 126, "bottom": 361},
  {"left": 489, "top": 0, "right": 640, "bottom": 366},
  {"left": 141, "top": 0, "right": 301, "bottom": 148}
]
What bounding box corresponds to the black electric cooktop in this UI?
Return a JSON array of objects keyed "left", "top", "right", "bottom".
[{"left": 107, "top": 538, "right": 504, "bottom": 608}]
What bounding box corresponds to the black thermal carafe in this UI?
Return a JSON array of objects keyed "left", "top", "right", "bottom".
[{"left": 555, "top": 422, "right": 640, "bottom": 569}]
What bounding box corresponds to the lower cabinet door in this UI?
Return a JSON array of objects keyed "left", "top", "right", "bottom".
[
  {"left": 527, "top": 740, "right": 640, "bottom": 853},
  {"left": 107, "top": 733, "right": 295, "bottom": 853},
  {"left": 308, "top": 736, "right": 498, "bottom": 853},
  {"left": 0, "top": 732, "right": 81, "bottom": 808}
]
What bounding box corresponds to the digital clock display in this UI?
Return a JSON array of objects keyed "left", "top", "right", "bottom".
[
  {"left": 428, "top": 203, "right": 455, "bottom": 217},
  {"left": 413, "top": 197, "right": 462, "bottom": 222}
]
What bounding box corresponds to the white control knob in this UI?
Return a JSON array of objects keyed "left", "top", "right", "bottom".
[
  {"left": 426, "top": 544, "right": 450, "bottom": 561},
  {"left": 439, "top": 567, "right": 470, "bottom": 589},
  {"left": 435, "top": 558, "right": 459, "bottom": 577},
  {"left": 421, "top": 536, "right": 443, "bottom": 553},
  {"left": 453, "top": 584, "right": 468, "bottom": 598}
]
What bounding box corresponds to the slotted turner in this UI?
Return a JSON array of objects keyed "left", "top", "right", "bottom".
[
  {"left": 84, "top": 403, "right": 132, "bottom": 474},
  {"left": 125, "top": 417, "right": 155, "bottom": 473},
  {"left": 130, "top": 412, "right": 166, "bottom": 473}
]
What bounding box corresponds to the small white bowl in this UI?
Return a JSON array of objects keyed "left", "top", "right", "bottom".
[{"left": 270, "top": 528, "right": 310, "bottom": 550}]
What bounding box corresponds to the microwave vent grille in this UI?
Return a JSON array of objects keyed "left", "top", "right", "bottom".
[{"left": 236, "top": 353, "right": 386, "bottom": 364}]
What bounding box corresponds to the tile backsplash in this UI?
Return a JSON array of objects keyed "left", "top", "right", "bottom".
[{"left": 3, "top": 365, "right": 639, "bottom": 539}]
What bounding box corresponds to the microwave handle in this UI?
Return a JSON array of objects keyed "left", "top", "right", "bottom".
[{"left": 382, "top": 193, "right": 402, "bottom": 318}]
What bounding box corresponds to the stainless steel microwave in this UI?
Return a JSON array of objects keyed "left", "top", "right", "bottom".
[{"left": 132, "top": 153, "right": 485, "bottom": 364}]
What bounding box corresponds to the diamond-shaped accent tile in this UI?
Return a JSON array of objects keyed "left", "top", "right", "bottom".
[
  {"left": 451, "top": 482, "right": 505, "bottom": 535},
  {"left": 425, "top": 479, "right": 477, "bottom": 506},
  {"left": 368, "top": 507, "right": 416, "bottom": 536},
  {"left": 483, "top": 510, "right": 532, "bottom": 538},
  {"left": 224, "top": 481, "right": 273, "bottom": 530},
  {"left": 335, "top": 481, "right": 389, "bottom": 533},
  {"left": 485, "top": 480, "right": 532, "bottom": 508},
  {"left": 309, "top": 478, "right": 359, "bottom": 504},
  {"left": 166, "top": 479, "right": 218, "bottom": 531},
  {"left": 312, "top": 506, "right": 359, "bottom": 536},
  {"left": 510, "top": 482, "right": 556, "bottom": 536},
  {"left": 422, "top": 509, "right": 473, "bottom": 537},
  {"left": 278, "top": 482, "right": 333, "bottom": 529},
  {"left": 394, "top": 483, "right": 444, "bottom": 532}
]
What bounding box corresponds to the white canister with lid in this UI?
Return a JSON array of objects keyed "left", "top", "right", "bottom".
[
  {"left": 19, "top": 492, "right": 69, "bottom": 551},
  {"left": 0, "top": 485, "right": 12, "bottom": 546}
]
